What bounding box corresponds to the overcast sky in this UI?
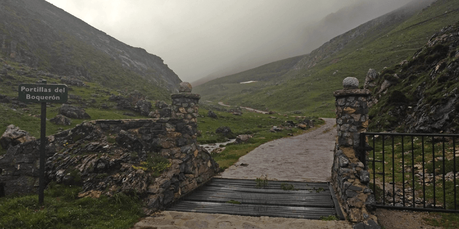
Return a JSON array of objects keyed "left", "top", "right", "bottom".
[{"left": 45, "top": 0, "right": 413, "bottom": 83}]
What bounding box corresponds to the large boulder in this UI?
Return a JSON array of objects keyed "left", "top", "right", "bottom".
[
  {"left": 0, "top": 124, "right": 36, "bottom": 150},
  {"left": 59, "top": 104, "right": 91, "bottom": 119},
  {"left": 50, "top": 114, "right": 72, "bottom": 126}
]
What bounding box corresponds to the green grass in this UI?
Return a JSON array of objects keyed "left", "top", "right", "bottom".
[
  {"left": 424, "top": 212, "right": 459, "bottom": 229},
  {"left": 226, "top": 200, "right": 241, "bottom": 204},
  {"left": 195, "top": 0, "right": 459, "bottom": 116},
  {"left": 367, "top": 135, "right": 459, "bottom": 210},
  {"left": 197, "top": 107, "right": 324, "bottom": 170},
  {"left": 0, "top": 183, "right": 143, "bottom": 229},
  {"left": 280, "top": 183, "right": 297, "bottom": 191},
  {"left": 255, "top": 175, "right": 269, "bottom": 189},
  {"left": 0, "top": 60, "right": 153, "bottom": 142}
]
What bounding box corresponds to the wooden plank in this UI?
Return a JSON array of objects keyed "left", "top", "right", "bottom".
[
  {"left": 209, "top": 178, "right": 329, "bottom": 190},
  {"left": 183, "top": 191, "right": 334, "bottom": 207},
  {"left": 168, "top": 201, "right": 337, "bottom": 219},
  {"left": 167, "top": 178, "right": 343, "bottom": 220},
  {"left": 328, "top": 184, "right": 346, "bottom": 220},
  {"left": 193, "top": 185, "right": 332, "bottom": 196}
]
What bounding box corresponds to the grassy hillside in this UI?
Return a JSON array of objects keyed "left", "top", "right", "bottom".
[
  {"left": 0, "top": 0, "right": 180, "bottom": 101},
  {"left": 195, "top": 0, "right": 459, "bottom": 117}
]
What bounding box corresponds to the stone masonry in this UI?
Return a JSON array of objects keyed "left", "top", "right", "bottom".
[
  {"left": 332, "top": 77, "right": 380, "bottom": 229},
  {"left": 0, "top": 82, "right": 219, "bottom": 213}
]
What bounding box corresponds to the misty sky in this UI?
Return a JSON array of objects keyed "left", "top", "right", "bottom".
[{"left": 45, "top": 0, "right": 413, "bottom": 83}]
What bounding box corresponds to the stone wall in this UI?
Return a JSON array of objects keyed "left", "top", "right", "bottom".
[
  {"left": 332, "top": 77, "right": 379, "bottom": 229},
  {"left": 0, "top": 82, "right": 219, "bottom": 213}
]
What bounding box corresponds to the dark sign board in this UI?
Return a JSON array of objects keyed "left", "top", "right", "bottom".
[{"left": 18, "top": 84, "right": 68, "bottom": 103}]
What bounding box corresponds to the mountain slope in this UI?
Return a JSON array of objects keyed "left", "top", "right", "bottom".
[
  {"left": 0, "top": 0, "right": 181, "bottom": 100},
  {"left": 368, "top": 21, "right": 459, "bottom": 133},
  {"left": 195, "top": 0, "right": 457, "bottom": 116}
]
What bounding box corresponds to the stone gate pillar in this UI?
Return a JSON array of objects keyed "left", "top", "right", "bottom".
[
  {"left": 332, "top": 77, "right": 380, "bottom": 229},
  {"left": 334, "top": 77, "right": 371, "bottom": 158},
  {"left": 170, "top": 82, "right": 200, "bottom": 142}
]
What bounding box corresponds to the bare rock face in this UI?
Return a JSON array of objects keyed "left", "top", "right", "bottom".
[
  {"left": 0, "top": 124, "right": 36, "bottom": 150},
  {"left": 364, "top": 69, "right": 378, "bottom": 89},
  {"left": 59, "top": 104, "right": 91, "bottom": 119}
]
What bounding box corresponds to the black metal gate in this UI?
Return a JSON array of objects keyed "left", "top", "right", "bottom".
[{"left": 360, "top": 132, "right": 459, "bottom": 213}]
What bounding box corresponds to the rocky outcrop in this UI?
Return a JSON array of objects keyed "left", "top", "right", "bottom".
[
  {"left": 135, "top": 100, "right": 152, "bottom": 116},
  {"left": 0, "top": 86, "right": 219, "bottom": 212},
  {"left": 50, "top": 114, "right": 72, "bottom": 126},
  {"left": 59, "top": 104, "right": 91, "bottom": 119},
  {"left": 109, "top": 91, "right": 153, "bottom": 116},
  {"left": 368, "top": 23, "right": 459, "bottom": 133},
  {"left": 0, "top": 125, "right": 36, "bottom": 150},
  {"left": 215, "top": 126, "right": 233, "bottom": 138}
]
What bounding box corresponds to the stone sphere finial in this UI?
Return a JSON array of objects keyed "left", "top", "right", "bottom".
[
  {"left": 179, "top": 82, "right": 192, "bottom": 93},
  {"left": 343, "top": 77, "right": 359, "bottom": 89}
]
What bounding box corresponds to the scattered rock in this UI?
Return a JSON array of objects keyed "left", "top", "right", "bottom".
[
  {"left": 207, "top": 110, "right": 218, "bottom": 119},
  {"left": 270, "top": 126, "right": 282, "bottom": 132},
  {"left": 0, "top": 94, "right": 11, "bottom": 103},
  {"left": 298, "top": 124, "right": 308, "bottom": 129},
  {"left": 59, "top": 104, "right": 91, "bottom": 119},
  {"left": 215, "top": 126, "right": 233, "bottom": 137},
  {"left": 155, "top": 101, "right": 169, "bottom": 109},
  {"left": 235, "top": 135, "right": 252, "bottom": 144},
  {"left": 135, "top": 100, "right": 152, "bottom": 116},
  {"left": 231, "top": 110, "right": 242, "bottom": 116},
  {"left": 0, "top": 124, "right": 36, "bottom": 150},
  {"left": 50, "top": 114, "right": 72, "bottom": 126},
  {"left": 60, "top": 77, "right": 85, "bottom": 86}
]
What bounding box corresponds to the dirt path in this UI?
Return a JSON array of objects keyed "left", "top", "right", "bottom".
[{"left": 219, "top": 118, "right": 336, "bottom": 182}]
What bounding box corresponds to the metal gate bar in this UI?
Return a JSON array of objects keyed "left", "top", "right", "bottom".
[{"left": 361, "top": 132, "right": 459, "bottom": 213}]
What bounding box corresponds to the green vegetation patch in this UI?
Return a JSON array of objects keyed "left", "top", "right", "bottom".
[
  {"left": 367, "top": 136, "right": 459, "bottom": 210},
  {"left": 424, "top": 212, "right": 459, "bottom": 229},
  {"left": 0, "top": 183, "right": 143, "bottom": 229},
  {"left": 280, "top": 183, "right": 297, "bottom": 191},
  {"left": 198, "top": 107, "right": 324, "bottom": 171}
]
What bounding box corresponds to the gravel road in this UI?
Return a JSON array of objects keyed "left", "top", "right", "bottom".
[{"left": 219, "top": 118, "right": 336, "bottom": 182}]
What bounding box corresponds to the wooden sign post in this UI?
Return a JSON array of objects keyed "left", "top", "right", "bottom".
[{"left": 18, "top": 80, "right": 68, "bottom": 205}]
